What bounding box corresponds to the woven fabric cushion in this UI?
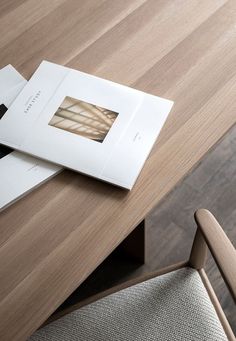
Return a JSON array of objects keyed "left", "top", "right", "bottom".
[{"left": 29, "top": 267, "right": 227, "bottom": 341}]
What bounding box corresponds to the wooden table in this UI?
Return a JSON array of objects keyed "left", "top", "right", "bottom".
[{"left": 1, "top": 1, "right": 236, "bottom": 340}]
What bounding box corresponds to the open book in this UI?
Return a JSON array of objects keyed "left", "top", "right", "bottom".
[
  {"left": 0, "top": 61, "right": 173, "bottom": 189},
  {"left": 0, "top": 65, "right": 60, "bottom": 211}
]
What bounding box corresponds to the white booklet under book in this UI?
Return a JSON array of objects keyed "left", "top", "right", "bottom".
[
  {"left": 0, "top": 65, "right": 60, "bottom": 211},
  {"left": 0, "top": 61, "right": 173, "bottom": 189}
]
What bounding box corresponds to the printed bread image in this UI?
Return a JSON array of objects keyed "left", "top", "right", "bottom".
[{"left": 49, "top": 97, "right": 118, "bottom": 142}]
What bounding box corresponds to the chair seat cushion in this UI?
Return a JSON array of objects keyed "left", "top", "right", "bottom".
[{"left": 29, "top": 267, "right": 227, "bottom": 341}]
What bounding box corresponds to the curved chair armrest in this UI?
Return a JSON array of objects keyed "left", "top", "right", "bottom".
[{"left": 194, "top": 209, "right": 236, "bottom": 301}]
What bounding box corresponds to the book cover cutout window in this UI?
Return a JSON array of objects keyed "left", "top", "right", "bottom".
[{"left": 49, "top": 96, "right": 118, "bottom": 142}]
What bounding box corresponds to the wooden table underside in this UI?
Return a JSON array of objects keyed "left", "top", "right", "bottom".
[{"left": 0, "top": 0, "right": 236, "bottom": 340}]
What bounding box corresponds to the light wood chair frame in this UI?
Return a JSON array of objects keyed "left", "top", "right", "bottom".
[{"left": 46, "top": 209, "right": 236, "bottom": 340}]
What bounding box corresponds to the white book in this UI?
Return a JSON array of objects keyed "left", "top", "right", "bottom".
[
  {"left": 0, "top": 65, "right": 61, "bottom": 211},
  {"left": 0, "top": 61, "right": 173, "bottom": 189}
]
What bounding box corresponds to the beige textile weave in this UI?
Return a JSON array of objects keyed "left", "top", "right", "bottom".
[{"left": 29, "top": 268, "right": 227, "bottom": 341}]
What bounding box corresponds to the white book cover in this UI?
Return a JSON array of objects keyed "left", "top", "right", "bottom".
[
  {"left": 0, "top": 61, "right": 173, "bottom": 189},
  {"left": 0, "top": 65, "right": 61, "bottom": 211}
]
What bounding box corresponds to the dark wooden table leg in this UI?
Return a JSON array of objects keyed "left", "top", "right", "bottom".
[{"left": 114, "top": 219, "right": 146, "bottom": 264}]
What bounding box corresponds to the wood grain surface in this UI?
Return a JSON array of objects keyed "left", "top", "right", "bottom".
[{"left": 0, "top": 1, "right": 236, "bottom": 340}]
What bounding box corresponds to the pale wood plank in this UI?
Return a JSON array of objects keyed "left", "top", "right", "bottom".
[
  {"left": 69, "top": 0, "right": 226, "bottom": 83},
  {"left": 0, "top": 0, "right": 147, "bottom": 76},
  {"left": 0, "top": 0, "right": 26, "bottom": 19},
  {"left": 0, "top": 0, "right": 66, "bottom": 49},
  {"left": 0, "top": 0, "right": 235, "bottom": 340}
]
